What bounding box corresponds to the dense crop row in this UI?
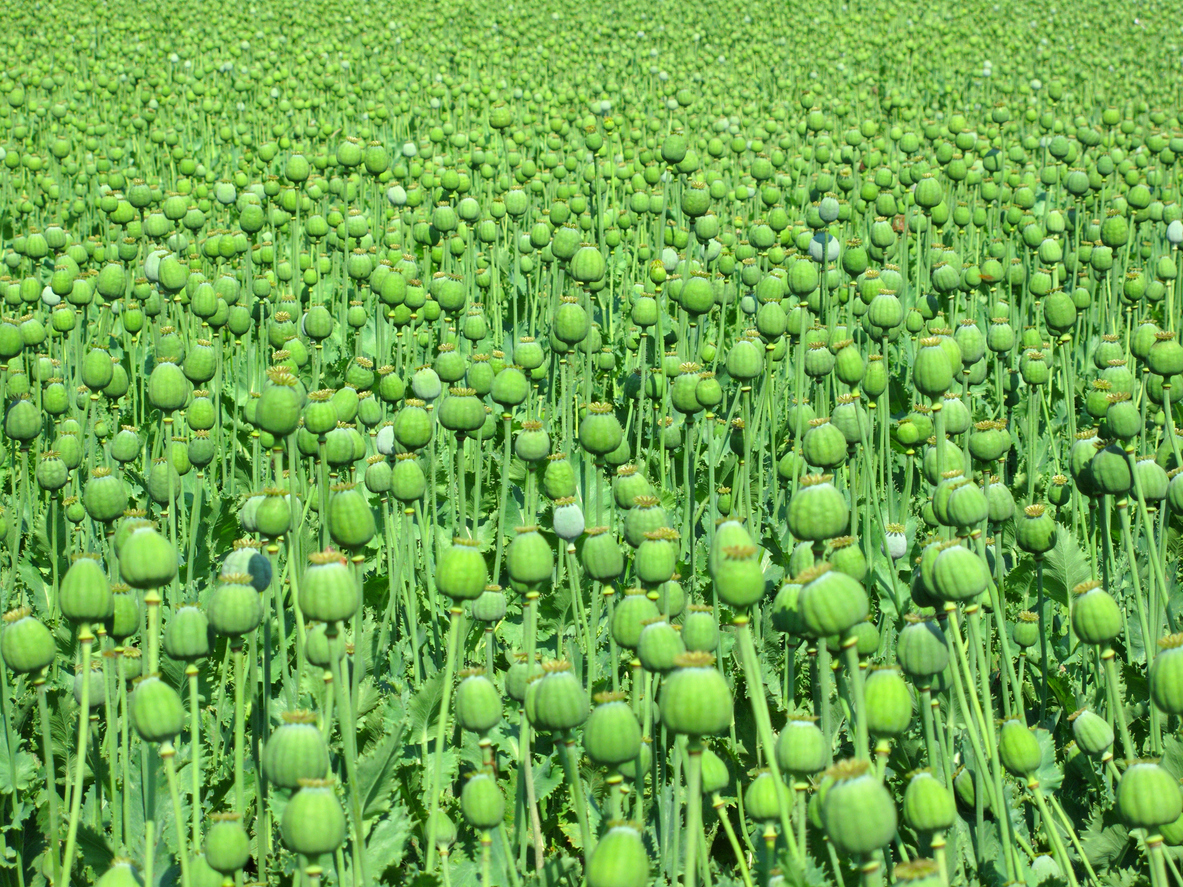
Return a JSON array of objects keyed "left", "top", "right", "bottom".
[{"left": 0, "top": 0, "right": 1182, "bottom": 886}]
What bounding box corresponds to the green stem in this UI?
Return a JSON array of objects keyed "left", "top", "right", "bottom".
[
  {"left": 162, "top": 744, "right": 192, "bottom": 887},
  {"left": 61, "top": 626, "right": 95, "bottom": 887},
  {"left": 426, "top": 608, "right": 462, "bottom": 872}
]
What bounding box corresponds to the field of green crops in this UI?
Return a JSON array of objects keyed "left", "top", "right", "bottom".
[{"left": 1, "top": 0, "right": 1183, "bottom": 885}]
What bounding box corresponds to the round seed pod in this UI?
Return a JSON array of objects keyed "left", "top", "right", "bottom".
[
  {"left": 702, "top": 747, "right": 731, "bottom": 795},
  {"left": 635, "top": 528, "right": 678, "bottom": 586},
  {"left": 304, "top": 623, "right": 345, "bottom": 670},
  {"left": 1136, "top": 458, "right": 1170, "bottom": 502},
  {"left": 505, "top": 656, "right": 543, "bottom": 704},
  {"left": 999, "top": 718, "right": 1042, "bottom": 778},
  {"left": 461, "top": 773, "right": 505, "bottom": 830},
  {"left": 281, "top": 778, "right": 346, "bottom": 856},
  {"left": 1013, "top": 612, "right": 1041, "bottom": 649},
  {"left": 552, "top": 498, "right": 585, "bottom": 542},
  {"left": 1015, "top": 504, "right": 1056, "bottom": 554},
  {"left": 207, "top": 574, "right": 263, "bottom": 639},
  {"left": 624, "top": 496, "right": 669, "bottom": 548},
  {"left": 1089, "top": 442, "right": 1132, "bottom": 496},
  {"left": 584, "top": 691, "right": 642, "bottom": 767},
  {"left": 1151, "top": 634, "right": 1183, "bottom": 715},
  {"left": 659, "top": 651, "right": 732, "bottom": 736},
  {"left": 581, "top": 527, "right": 623, "bottom": 582},
  {"left": 913, "top": 338, "right": 953, "bottom": 399},
  {"left": 436, "top": 538, "right": 488, "bottom": 602},
  {"left": 864, "top": 667, "right": 913, "bottom": 737},
  {"left": 515, "top": 421, "right": 551, "bottom": 463},
  {"left": 163, "top": 605, "right": 210, "bottom": 662},
  {"left": 771, "top": 583, "right": 806, "bottom": 636},
  {"left": 130, "top": 675, "right": 185, "bottom": 743},
  {"left": 223, "top": 543, "right": 272, "bottom": 593},
  {"left": 264, "top": 710, "right": 330, "bottom": 790},
  {"left": 527, "top": 660, "right": 588, "bottom": 733},
  {"left": 788, "top": 474, "right": 849, "bottom": 541},
  {"left": 902, "top": 769, "right": 955, "bottom": 833},
  {"left": 986, "top": 481, "right": 1016, "bottom": 523},
  {"left": 73, "top": 662, "right": 104, "bottom": 709},
  {"left": 107, "top": 587, "right": 139, "bottom": 642},
  {"left": 580, "top": 402, "right": 623, "bottom": 456},
  {"left": 932, "top": 543, "right": 988, "bottom": 603},
  {"left": 4, "top": 395, "right": 41, "bottom": 443},
  {"left": 205, "top": 813, "right": 250, "bottom": 875},
  {"left": 391, "top": 454, "right": 427, "bottom": 502},
  {"left": 894, "top": 858, "right": 942, "bottom": 887},
  {"left": 611, "top": 590, "right": 660, "bottom": 651},
  {"left": 393, "top": 400, "right": 433, "bottom": 450},
  {"left": 637, "top": 619, "right": 685, "bottom": 674},
  {"left": 613, "top": 466, "right": 654, "bottom": 510},
  {"left": 682, "top": 605, "right": 720, "bottom": 652},
  {"left": 587, "top": 823, "right": 649, "bottom": 887},
  {"left": 542, "top": 456, "right": 577, "bottom": 500},
  {"left": 828, "top": 536, "right": 867, "bottom": 582},
  {"left": 507, "top": 526, "right": 553, "bottom": 591},
  {"left": 822, "top": 758, "right": 898, "bottom": 856},
  {"left": 775, "top": 717, "right": 828, "bottom": 778},
  {"left": 255, "top": 489, "right": 293, "bottom": 537},
  {"left": 798, "top": 564, "right": 868, "bottom": 638},
  {"left": 1, "top": 608, "right": 55, "bottom": 674},
  {"left": 120, "top": 526, "right": 179, "bottom": 589},
  {"left": 1118, "top": 761, "right": 1182, "bottom": 830},
  {"left": 61, "top": 554, "right": 113, "bottom": 623},
  {"left": 1071, "top": 581, "right": 1121, "bottom": 645},
  {"left": 711, "top": 543, "right": 765, "bottom": 608},
  {"left": 96, "top": 859, "right": 145, "bottom": 887},
  {"left": 327, "top": 483, "right": 375, "bottom": 550},
  {"left": 745, "top": 770, "right": 781, "bottom": 822},
  {"left": 953, "top": 766, "right": 988, "bottom": 813},
  {"left": 300, "top": 550, "right": 360, "bottom": 623},
  {"left": 454, "top": 670, "right": 502, "bottom": 734},
  {"left": 472, "top": 587, "right": 507, "bottom": 624},
  {"left": 1069, "top": 709, "right": 1114, "bottom": 757},
  {"left": 427, "top": 809, "right": 457, "bottom": 851},
  {"left": 896, "top": 614, "right": 949, "bottom": 681}
]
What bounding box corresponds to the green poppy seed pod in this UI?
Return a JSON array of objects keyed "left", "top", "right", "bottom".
[
  {"left": 587, "top": 823, "right": 650, "bottom": 887},
  {"left": 204, "top": 813, "right": 250, "bottom": 875},
  {"left": 491, "top": 366, "right": 529, "bottom": 408},
  {"left": 585, "top": 691, "right": 642, "bottom": 766},
  {"left": 802, "top": 419, "right": 848, "bottom": 469},
  {"left": 1089, "top": 440, "right": 1132, "bottom": 496},
  {"left": 637, "top": 619, "right": 685, "bottom": 674},
  {"left": 82, "top": 467, "right": 128, "bottom": 523},
  {"left": 328, "top": 483, "right": 375, "bottom": 550},
  {"left": 726, "top": 338, "right": 764, "bottom": 381},
  {"left": 822, "top": 759, "right": 898, "bottom": 855},
  {"left": 902, "top": 770, "right": 956, "bottom": 833},
  {"left": 506, "top": 656, "right": 543, "bottom": 703},
  {"left": 659, "top": 651, "right": 732, "bottom": 736},
  {"left": 932, "top": 543, "right": 988, "bottom": 603},
  {"left": 635, "top": 528, "right": 678, "bottom": 586},
  {"left": 438, "top": 387, "right": 485, "bottom": 434},
  {"left": 745, "top": 770, "right": 781, "bottom": 822},
  {"left": 4, "top": 395, "right": 40, "bottom": 444},
  {"left": 1151, "top": 634, "right": 1183, "bottom": 715},
  {"left": 461, "top": 773, "right": 505, "bottom": 830},
  {"left": 515, "top": 421, "right": 551, "bottom": 462},
  {"left": 896, "top": 614, "right": 949, "bottom": 681},
  {"left": 581, "top": 527, "right": 624, "bottom": 582},
  {"left": 146, "top": 358, "right": 189, "bottom": 414},
  {"left": 1118, "top": 762, "right": 1182, "bottom": 830},
  {"left": 828, "top": 536, "right": 867, "bottom": 582},
  {"left": 945, "top": 481, "right": 988, "bottom": 529},
  {"left": 1069, "top": 709, "right": 1114, "bottom": 757},
  {"left": 390, "top": 453, "right": 427, "bottom": 503},
  {"left": 300, "top": 550, "right": 359, "bottom": 623},
  {"left": 998, "top": 718, "right": 1042, "bottom": 778},
  {"left": 1013, "top": 612, "right": 1041, "bottom": 649},
  {"left": 120, "top": 526, "right": 179, "bottom": 589},
  {"left": 254, "top": 489, "right": 293, "bottom": 538},
  {"left": 60, "top": 554, "right": 113, "bottom": 623},
  {"left": 528, "top": 660, "right": 588, "bottom": 732},
  {"left": 580, "top": 402, "right": 623, "bottom": 456},
  {"left": 1103, "top": 394, "right": 1142, "bottom": 441},
  {"left": 612, "top": 590, "right": 660, "bottom": 650},
  {"left": 282, "top": 778, "right": 346, "bottom": 856},
  {"left": 1, "top": 608, "right": 55, "bottom": 674},
  {"left": 454, "top": 670, "right": 502, "bottom": 734},
  {"left": 436, "top": 538, "right": 488, "bottom": 601},
  {"left": 570, "top": 246, "right": 606, "bottom": 284},
  {"left": 711, "top": 544, "right": 765, "bottom": 608},
  {"left": 771, "top": 582, "right": 806, "bottom": 636},
  {"left": 107, "top": 588, "right": 139, "bottom": 642},
  {"left": 1015, "top": 504, "right": 1057, "bottom": 554},
  {"left": 798, "top": 564, "right": 868, "bottom": 638},
  {"left": 163, "top": 605, "right": 210, "bottom": 662},
  {"left": 541, "top": 455, "right": 577, "bottom": 500},
  {"left": 263, "top": 710, "right": 330, "bottom": 790},
  {"left": 625, "top": 496, "right": 669, "bottom": 548},
  {"left": 913, "top": 338, "right": 953, "bottom": 399},
  {"left": 682, "top": 605, "right": 720, "bottom": 652},
  {"left": 1136, "top": 458, "right": 1170, "bottom": 503},
  {"left": 304, "top": 623, "right": 345, "bottom": 670},
  {"left": 788, "top": 474, "right": 849, "bottom": 541},
  {"left": 864, "top": 667, "right": 913, "bottom": 737},
  {"left": 207, "top": 574, "right": 263, "bottom": 639},
  {"left": 1071, "top": 581, "right": 1121, "bottom": 645},
  {"left": 130, "top": 675, "right": 185, "bottom": 743},
  {"left": 775, "top": 717, "right": 828, "bottom": 778},
  {"left": 472, "top": 587, "right": 507, "bottom": 623},
  {"left": 1149, "top": 333, "right": 1183, "bottom": 377},
  {"left": 507, "top": 526, "right": 553, "bottom": 591}
]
